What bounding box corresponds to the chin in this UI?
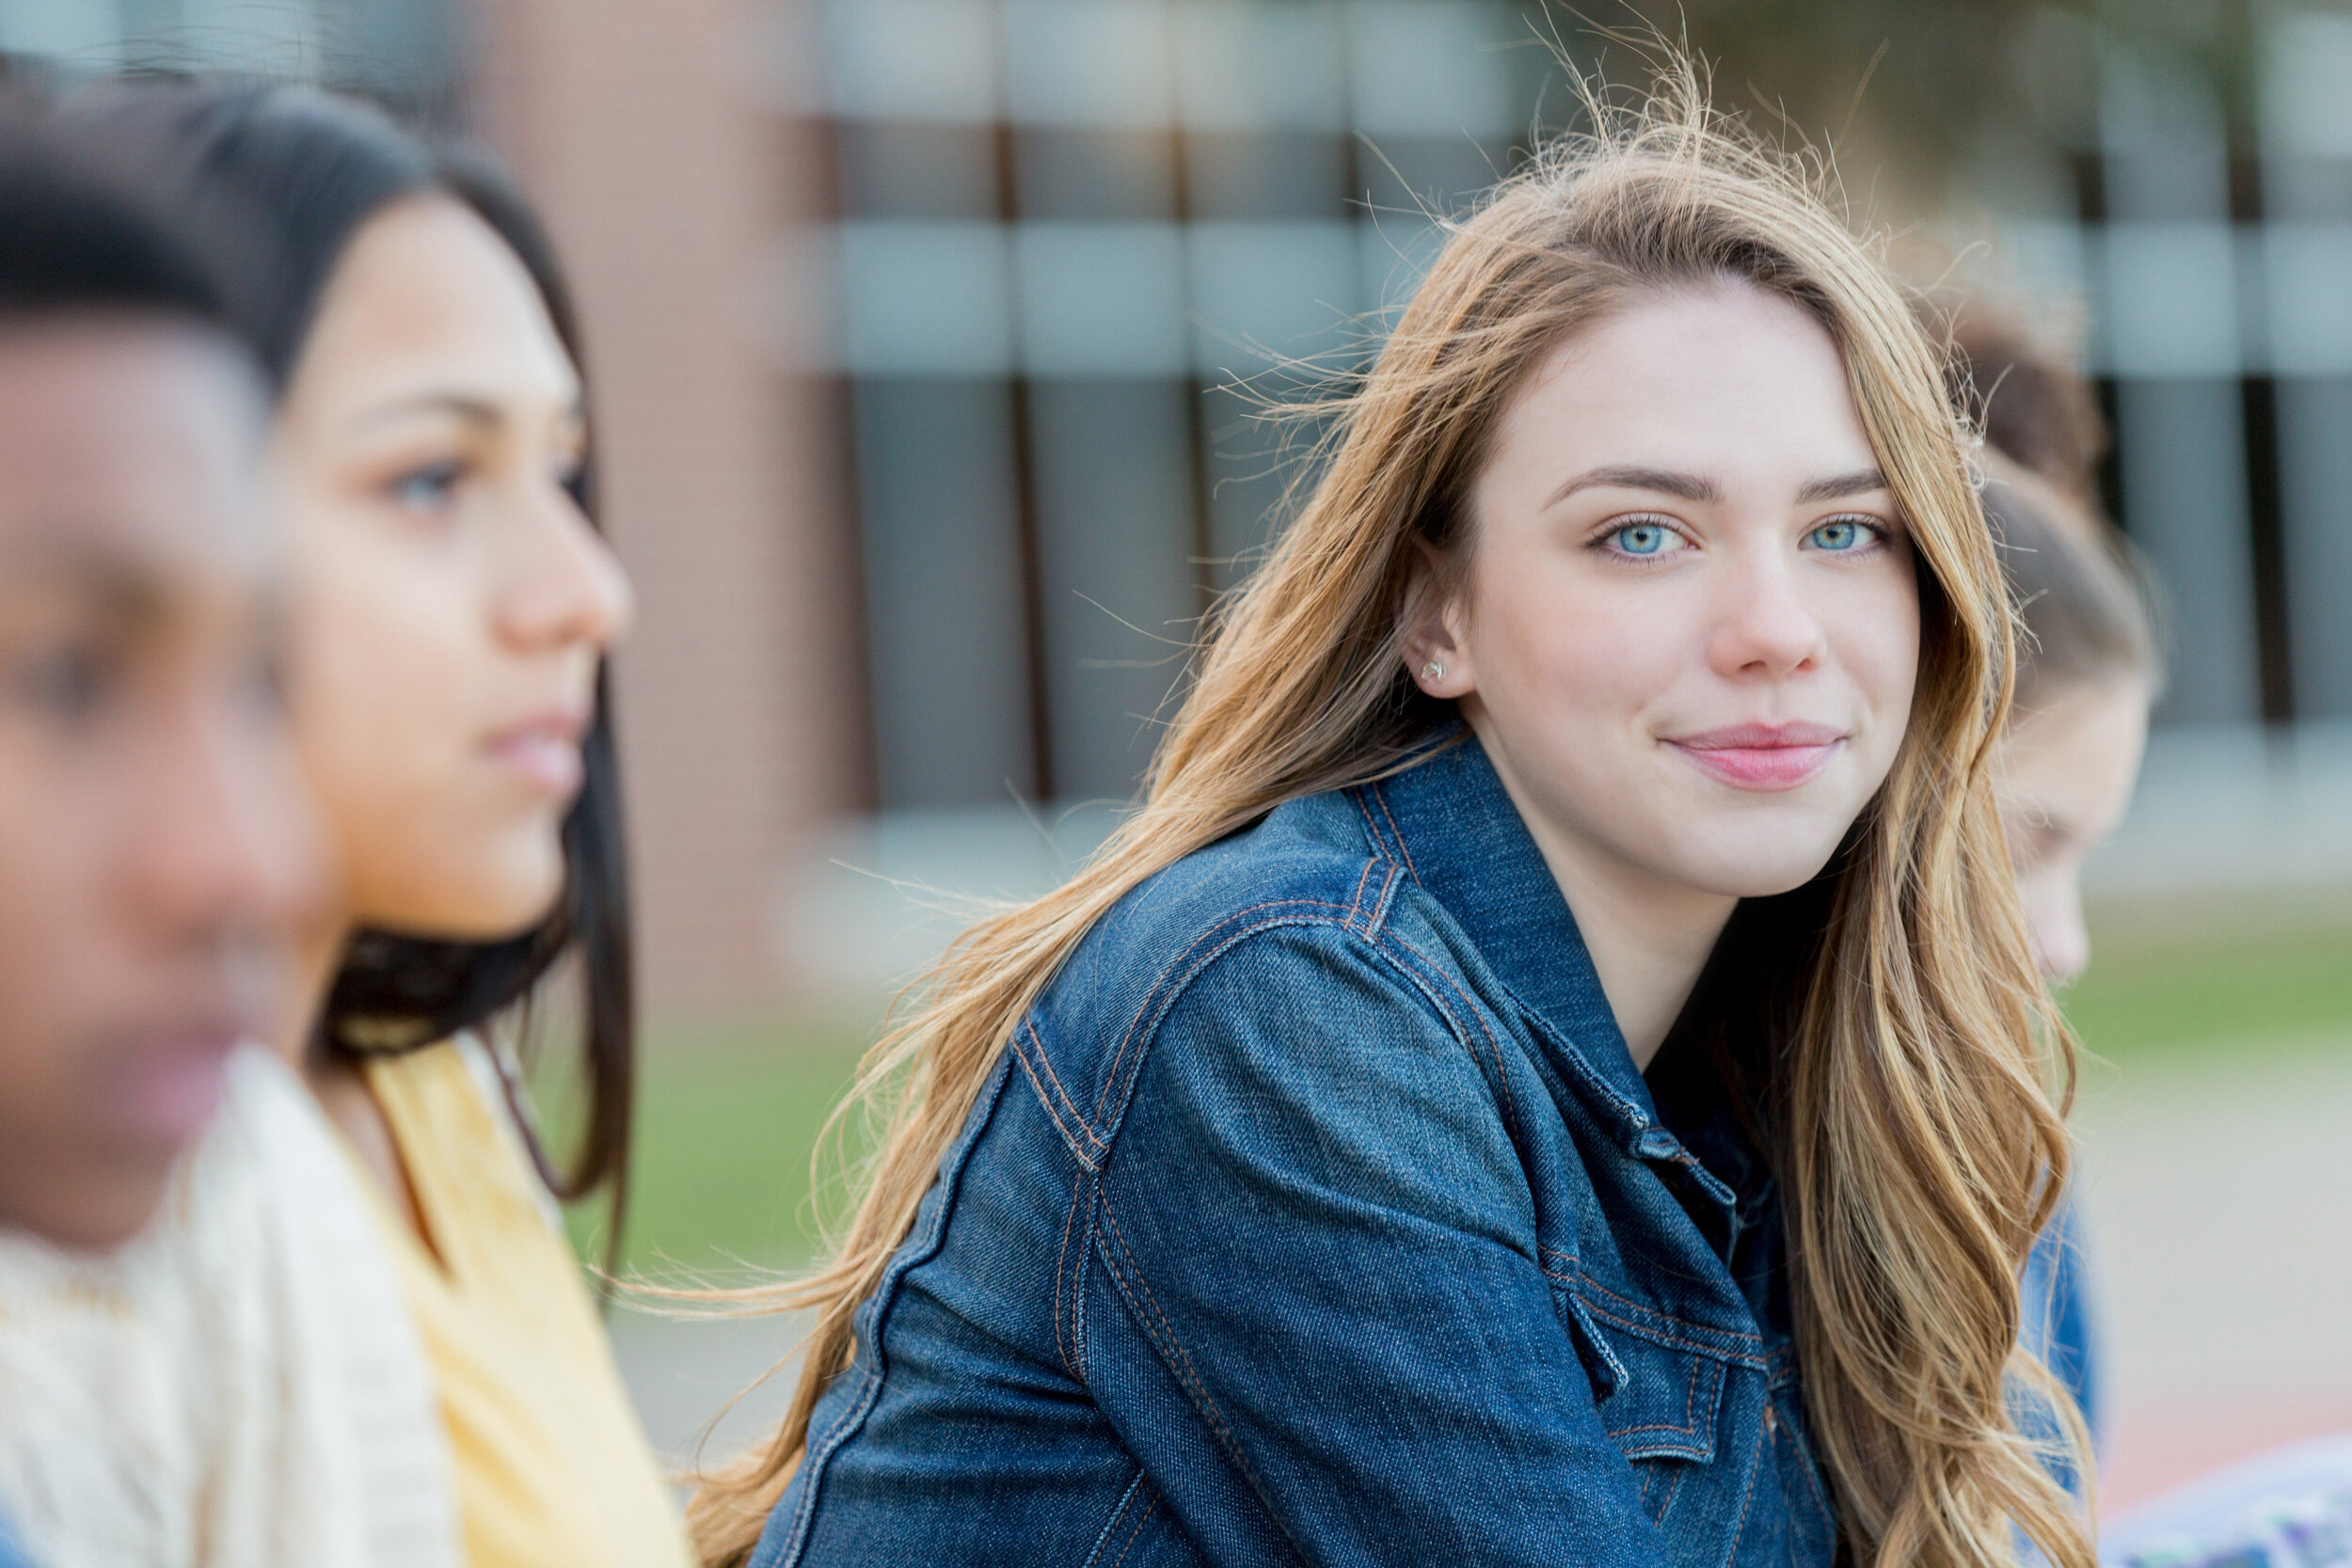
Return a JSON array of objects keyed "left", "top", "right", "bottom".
[
  {"left": 454, "top": 832, "right": 567, "bottom": 937},
  {"left": 24, "top": 1170, "right": 173, "bottom": 1253},
  {"left": 393, "top": 865, "right": 565, "bottom": 942},
  {"left": 1670, "top": 824, "right": 1850, "bottom": 901}
]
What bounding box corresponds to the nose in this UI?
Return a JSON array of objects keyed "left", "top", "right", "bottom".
[
  {"left": 2021, "top": 866, "right": 2091, "bottom": 985},
  {"left": 1705, "top": 546, "right": 1827, "bottom": 680},
  {"left": 126, "top": 696, "right": 325, "bottom": 961},
  {"left": 494, "top": 478, "right": 636, "bottom": 655}
]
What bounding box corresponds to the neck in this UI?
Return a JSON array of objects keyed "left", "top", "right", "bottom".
[
  {"left": 274, "top": 911, "right": 355, "bottom": 1080},
  {"left": 1470, "top": 718, "right": 1737, "bottom": 1072}
]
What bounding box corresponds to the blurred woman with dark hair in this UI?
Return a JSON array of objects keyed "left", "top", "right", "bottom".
[{"left": 76, "top": 82, "right": 690, "bottom": 1568}]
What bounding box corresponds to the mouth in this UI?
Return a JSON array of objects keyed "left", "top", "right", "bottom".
[
  {"left": 484, "top": 707, "right": 589, "bottom": 795},
  {"left": 1661, "top": 721, "right": 1849, "bottom": 793},
  {"left": 107, "top": 1019, "right": 246, "bottom": 1149}
]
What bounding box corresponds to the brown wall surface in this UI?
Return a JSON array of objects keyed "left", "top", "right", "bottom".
[{"left": 469, "top": 0, "right": 856, "bottom": 1015}]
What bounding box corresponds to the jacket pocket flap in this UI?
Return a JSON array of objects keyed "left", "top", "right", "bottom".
[{"left": 1595, "top": 1344, "right": 1725, "bottom": 1463}]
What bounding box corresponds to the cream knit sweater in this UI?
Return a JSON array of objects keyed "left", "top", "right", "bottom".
[{"left": 0, "top": 1046, "right": 461, "bottom": 1568}]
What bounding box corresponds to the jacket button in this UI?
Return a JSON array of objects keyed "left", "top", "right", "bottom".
[{"left": 1764, "top": 1405, "right": 1780, "bottom": 1437}]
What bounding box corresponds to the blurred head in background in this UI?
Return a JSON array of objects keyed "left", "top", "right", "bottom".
[
  {"left": 1935, "top": 307, "right": 2161, "bottom": 982},
  {"left": 0, "top": 122, "right": 319, "bottom": 1249},
  {"left": 75, "top": 83, "right": 637, "bottom": 1205},
  {"left": 1981, "top": 456, "right": 2159, "bottom": 983}
]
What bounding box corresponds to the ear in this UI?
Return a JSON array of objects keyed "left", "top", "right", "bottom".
[{"left": 1398, "top": 540, "right": 1475, "bottom": 699}]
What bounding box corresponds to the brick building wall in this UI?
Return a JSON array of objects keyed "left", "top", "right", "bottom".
[{"left": 471, "top": 0, "right": 861, "bottom": 1014}]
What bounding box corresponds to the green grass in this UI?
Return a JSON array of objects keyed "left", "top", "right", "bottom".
[
  {"left": 2060, "top": 911, "right": 2352, "bottom": 1064},
  {"left": 555, "top": 1012, "right": 872, "bottom": 1276},
  {"left": 563, "top": 910, "right": 2352, "bottom": 1273}
]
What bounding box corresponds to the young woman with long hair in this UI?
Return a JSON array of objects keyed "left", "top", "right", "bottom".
[
  {"left": 694, "top": 79, "right": 2094, "bottom": 1568},
  {"left": 78, "top": 83, "right": 690, "bottom": 1567}
]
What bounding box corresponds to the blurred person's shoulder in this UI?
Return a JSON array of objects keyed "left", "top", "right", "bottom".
[{"left": 0, "top": 1045, "right": 457, "bottom": 1567}]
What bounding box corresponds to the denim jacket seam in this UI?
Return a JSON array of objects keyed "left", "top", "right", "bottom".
[
  {"left": 1055, "top": 1170, "right": 1093, "bottom": 1380},
  {"left": 1380, "top": 928, "right": 1521, "bottom": 1145},
  {"left": 772, "top": 1055, "right": 1017, "bottom": 1563},
  {"left": 1089, "top": 902, "right": 1417, "bottom": 1143},
  {"left": 1345, "top": 856, "right": 1377, "bottom": 929},
  {"left": 1538, "top": 1254, "right": 1766, "bottom": 1370},
  {"left": 1565, "top": 1266, "right": 1767, "bottom": 1354},
  {"left": 772, "top": 1355, "right": 879, "bottom": 1564},
  {"left": 1573, "top": 1296, "right": 1772, "bottom": 1370},
  {"left": 1365, "top": 859, "right": 1405, "bottom": 930},
  {"left": 1080, "top": 1467, "right": 1153, "bottom": 1568},
  {"left": 1107, "top": 1494, "right": 1161, "bottom": 1568},
  {"left": 1725, "top": 1404, "right": 1778, "bottom": 1560},
  {"left": 1539, "top": 1264, "right": 1632, "bottom": 1393},
  {"left": 1090, "top": 897, "right": 1387, "bottom": 1130},
  {"left": 1356, "top": 780, "right": 1422, "bottom": 883},
  {"left": 1603, "top": 1354, "right": 1710, "bottom": 1440},
  {"left": 1013, "top": 1021, "right": 1106, "bottom": 1171},
  {"left": 1092, "top": 1194, "right": 1293, "bottom": 1544},
  {"left": 1513, "top": 1003, "right": 1651, "bottom": 1132}
]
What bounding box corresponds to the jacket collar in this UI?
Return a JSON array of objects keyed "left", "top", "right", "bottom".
[{"left": 1356, "top": 728, "right": 1662, "bottom": 1140}]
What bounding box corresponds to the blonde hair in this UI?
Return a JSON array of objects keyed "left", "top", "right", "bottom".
[{"left": 692, "top": 71, "right": 2091, "bottom": 1568}]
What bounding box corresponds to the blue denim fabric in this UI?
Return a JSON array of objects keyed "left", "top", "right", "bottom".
[
  {"left": 0, "top": 1513, "right": 29, "bottom": 1568},
  {"left": 2022, "top": 1187, "right": 2102, "bottom": 1484},
  {"left": 754, "top": 732, "right": 2085, "bottom": 1567}
]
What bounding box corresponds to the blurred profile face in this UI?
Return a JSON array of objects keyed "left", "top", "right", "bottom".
[
  {"left": 0, "top": 320, "right": 320, "bottom": 1249},
  {"left": 1995, "top": 676, "right": 2151, "bottom": 984},
  {"left": 271, "top": 195, "right": 632, "bottom": 942},
  {"left": 1412, "top": 281, "right": 1920, "bottom": 905}
]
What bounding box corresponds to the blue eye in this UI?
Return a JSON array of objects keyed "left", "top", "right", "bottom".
[
  {"left": 387, "top": 459, "right": 465, "bottom": 514},
  {"left": 1612, "top": 521, "right": 1672, "bottom": 556},
  {"left": 1806, "top": 518, "right": 1877, "bottom": 551}
]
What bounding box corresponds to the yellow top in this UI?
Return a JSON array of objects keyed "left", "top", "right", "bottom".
[{"left": 360, "top": 1040, "right": 693, "bottom": 1568}]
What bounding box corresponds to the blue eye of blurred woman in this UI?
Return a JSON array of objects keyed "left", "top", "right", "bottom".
[
  {"left": 1805, "top": 517, "right": 1879, "bottom": 552},
  {"left": 386, "top": 458, "right": 464, "bottom": 515}
]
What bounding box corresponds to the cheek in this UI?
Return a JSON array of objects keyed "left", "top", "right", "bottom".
[
  {"left": 0, "top": 767, "right": 129, "bottom": 1048},
  {"left": 1467, "top": 551, "right": 1686, "bottom": 721},
  {"left": 285, "top": 525, "right": 479, "bottom": 833},
  {"left": 1829, "top": 563, "right": 1922, "bottom": 719}
]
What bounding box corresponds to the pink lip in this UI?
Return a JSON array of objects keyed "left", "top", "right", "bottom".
[
  {"left": 108, "top": 1022, "right": 244, "bottom": 1148},
  {"left": 1663, "top": 721, "right": 1849, "bottom": 792},
  {"left": 485, "top": 707, "right": 588, "bottom": 795}
]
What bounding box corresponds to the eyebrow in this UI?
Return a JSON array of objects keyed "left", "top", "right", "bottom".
[
  {"left": 1793, "top": 468, "right": 1890, "bottom": 504},
  {"left": 1547, "top": 466, "right": 1722, "bottom": 507},
  {"left": 347, "top": 391, "right": 505, "bottom": 435},
  {"left": 1545, "top": 464, "right": 1891, "bottom": 510}
]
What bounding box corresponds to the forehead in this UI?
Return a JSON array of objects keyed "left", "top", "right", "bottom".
[
  {"left": 291, "top": 194, "right": 578, "bottom": 413},
  {"left": 1501, "top": 281, "right": 1873, "bottom": 471},
  {"left": 0, "top": 321, "right": 269, "bottom": 578}
]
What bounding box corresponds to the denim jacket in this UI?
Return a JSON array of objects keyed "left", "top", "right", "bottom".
[{"left": 754, "top": 733, "right": 2092, "bottom": 1568}]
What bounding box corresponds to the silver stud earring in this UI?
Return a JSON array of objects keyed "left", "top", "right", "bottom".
[{"left": 1421, "top": 659, "right": 1446, "bottom": 683}]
